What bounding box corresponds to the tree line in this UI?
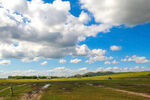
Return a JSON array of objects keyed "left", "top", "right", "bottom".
[{"left": 8, "top": 76, "right": 62, "bottom": 79}]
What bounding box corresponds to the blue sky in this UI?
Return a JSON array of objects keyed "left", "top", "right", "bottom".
[{"left": 0, "top": 0, "right": 150, "bottom": 77}]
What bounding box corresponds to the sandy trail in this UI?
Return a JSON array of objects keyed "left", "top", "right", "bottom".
[{"left": 87, "top": 83, "right": 150, "bottom": 99}]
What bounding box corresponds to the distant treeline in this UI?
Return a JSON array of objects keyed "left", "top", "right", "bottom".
[
  {"left": 73, "top": 71, "right": 115, "bottom": 78},
  {"left": 8, "top": 76, "right": 62, "bottom": 79},
  {"left": 8, "top": 72, "right": 116, "bottom": 79}
]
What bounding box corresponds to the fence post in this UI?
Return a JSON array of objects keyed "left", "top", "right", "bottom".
[{"left": 10, "top": 85, "right": 13, "bottom": 96}]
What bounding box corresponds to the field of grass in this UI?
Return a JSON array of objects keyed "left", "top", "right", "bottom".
[
  {"left": 40, "top": 81, "right": 149, "bottom": 100},
  {"left": 0, "top": 84, "right": 31, "bottom": 100},
  {"left": 0, "top": 71, "right": 149, "bottom": 83},
  {"left": 0, "top": 71, "right": 150, "bottom": 100}
]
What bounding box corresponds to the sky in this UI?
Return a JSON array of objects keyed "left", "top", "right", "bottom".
[{"left": 0, "top": 0, "right": 150, "bottom": 78}]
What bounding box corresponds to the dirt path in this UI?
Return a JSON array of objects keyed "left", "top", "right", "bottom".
[
  {"left": 0, "top": 97, "right": 3, "bottom": 100},
  {"left": 87, "top": 83, "right": 150, "bottom": 99},
  {"left": 21, "top": 84, "right": 50, "bottom": 100}
]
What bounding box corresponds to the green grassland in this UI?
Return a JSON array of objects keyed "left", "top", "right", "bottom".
[
  {"left": 0, "top": 71, "right": 150, "bottom": 83},
  {"left": 0, "top": 71, "right": 150, "bottom": 100},
  {"left": 40, "top": 82, "right": 149, "bottom": 100}
]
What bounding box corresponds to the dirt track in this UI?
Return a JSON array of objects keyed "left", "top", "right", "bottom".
[
  {"left": 20, "top": 84, "right": 50, "bottom": 100},
  {"left": 87, "top": 83, "right": 150, "bottom": 99},
  {"left": 102, "top": 86, "right": 150, "bottom": 99}
]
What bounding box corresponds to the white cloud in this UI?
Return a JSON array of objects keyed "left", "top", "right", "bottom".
[
  {"left": 59, "top": 59, "right": 66, "bottom": 64},
  {"left": 41, "top": 61, "right": 48, "bottom": 65},
  {"left": 96, "top": 67, "right": 103, "bottom": 72},
  {"left": 78, "top": 67, "right": 88, "bottom": 71},
  {"left": 1, "top": 0, "right": 28, "bottom": 13},
  {"left": 113, "top": 67, "right": 120, "bottom": 71},
  {"left": 112, "top": 60, "right": 119, "bottom": 64},
  {"left": 80, "top": 0, "right": 150, "bottom": 26},
  {"left": 75, "top": 44, "right": 90, "bottom": 56},
  {"left": 83, "top": 47, "right": 113, "bottom": 63},
  {"left": 121, "top": 58, "right": 128, "bottom": 62},
  {"left": 110, "top": 45, "right": 122, "bottom": 51},
  {"left": 86, "top": 56, "right": 113, "bottom": 64},
  {"left": 104, "top": 67, "right": 113, "bottom": 72},
  {"left": 0, "top": 67, "right": 89, "bottom": 78},
  {"left": 96, "top": 66, "right": 147, "bottom": 72},
  {"left": 78, "top": 11, "right": 91, "bottom": 24},
  {"left": 0, "top": 60, "right": 11, "bottom": 65},
  {"left": 0, "top": 66, "right": 149, "bottom": 78},
  {"left": 33, "top": 57, "right": 40, "bottom": 62},
  {"left": 104, "top": 60, "right": 119, "bottom": 64},
  {"left": 104, "top": 61, "right": 111, "bottom": 64},
  {"left": 121, "top": 55, "right": 150, "bottom": 63},
  {"left": 74, "top": 44, "right": 113, "bottom": 64},
  {"left": 0, "top": 0, "right": 112, "bottom": 61},
  {"left": 70, "top": 58, "right": 82, "bottom": 63}
]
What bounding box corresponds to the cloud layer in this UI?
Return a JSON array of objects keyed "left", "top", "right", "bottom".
[
  {"left": 110, "top": 45, "right": 122, "bottom": 51},
  {"left": 80, "top": 0, "right": 150, "bottom": 26},
  {"left": 0, "top": 0, "right": 111, "bottom": 61},
  {"left": 70, "top": 58, "right": 82, "bottom": 63},
  {"left": 0, "top": 60, "right": 11, "bottom": 65},
  {"left": 121, "top": 55, "right": 150, "bottom": 63}
]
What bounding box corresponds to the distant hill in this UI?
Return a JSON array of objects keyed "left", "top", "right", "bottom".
[{"left": 73, "top": 71, "right": 116, "bottom": 77}]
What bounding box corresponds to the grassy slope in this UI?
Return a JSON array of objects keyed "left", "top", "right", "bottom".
[
  {"left": 40, "top": 82, "right": 149, "bottom": 100},
  {"left": 0, "top": 84, "right": 32, "bottom": 100},
  {"left": 0, "top": 71, "right": 150, "bottom": 100},
  {"left": 40, "top": 71, "right": 150, "bottom": 100},
  {"left": 0, "top": 83, "right": 47, "bottom": 100},
  {"left": 0, "top": 71, "right": 150, "bottom": 83}
]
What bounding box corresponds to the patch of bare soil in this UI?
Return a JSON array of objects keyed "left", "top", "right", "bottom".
[
  {"left": 21, "top": 90, "right": 42, "bottom": 100},
  {"left": 20, "top": 84, "right": 50, "bottom": 100}
]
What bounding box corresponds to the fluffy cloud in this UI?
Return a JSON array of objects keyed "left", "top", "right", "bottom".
[
  {"left": 96, "top": 66, "right": 147, "bottom": 72},
  {"left": 78, "top": 11, "right": 91, "bottom": 24},
  {"left": 112, "top": 60, "right": 119, "bottom": 64},
  {"left": 86, "top": 56, "right": 113, "bottom": 64},
  {"left": 41, "top": 61, "right": 48, "bottom": 65},
  {"left": 121, "top": 55, "right": 150, "bottom": 63},
  {"left": 74, "top": 44, "right": 90, "bottom": 56},
  {"left": 121, "top": 58, "right": 127, "bottom": 62},
  {"left": 73, "top": 44, "right": 113, "bottom": 64},
  {"left": 59, "top": 59, "right": 66, "bottom": 64},
  {"left": 0, "top": 60, "right": 11, "bottom": 65},
  {"left": 110, "top": 45, "right": 122, "bottom": 51},
  {"left": 104, "top": 60, "right": 119, "bottom": 64},
  {"left": 0, "top": 67, "right": 89, "bottom": 78},
  {"left": 86, "top": 49, "right": 113, "bottom": 63},
  {"left": 78, "top": 67, "right": 88, "bottom": 71},
  {"left": 0, "top": 0, "right": 111, "bottom": 62},
  {"left": 70, "top": 58, "right": 82, "bottom": 63},
  {"left": 104, "top": 61, "right": 111, "bottom": 64},
  {"left": 80, "top": 0, "right": 150, "bottom": 26},
  {"left": 1, "top": 0, "right": 28, "bottom": 13}
]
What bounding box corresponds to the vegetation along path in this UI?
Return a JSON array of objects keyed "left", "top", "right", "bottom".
[{"left": 87, "top": 83, "right": 150, "bottom": 99}]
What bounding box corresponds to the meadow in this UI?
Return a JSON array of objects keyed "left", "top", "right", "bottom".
[{"left": 0, "top": 71, "right": 150, "bottom": 100}]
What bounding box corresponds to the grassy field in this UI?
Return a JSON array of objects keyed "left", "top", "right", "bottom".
[
  {"left": 0, "top": 71, "right": 149, "bottom": 83},
  {"left": 0, "top": 71, "right": 150, "bottom": 100},
  {"left": 40, "top": 81, "right": 149, "bottom": 100}
]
